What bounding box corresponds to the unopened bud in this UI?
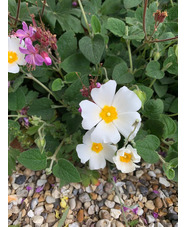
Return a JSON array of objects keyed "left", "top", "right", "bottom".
[
  {"left": 133, "top": 89, "right": 146, "bottom": 109},
  {"left": 153, "top": 52, "right": 161, "bottom": 61}
]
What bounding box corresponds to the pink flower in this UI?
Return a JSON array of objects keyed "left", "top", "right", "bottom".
[
  {"left": 40, "top": 51, "right": 52, "bottom": 66},
  {"left": 96, "top": 82, "right": 101, "bottom": 88},
  {"left": 15, "top": 21, "right": 35, "bottom": 43},
  {"left": 132, "top": 207, "right": 138, "bottom": 214},
  {"left": 152, "top": 212, "right": 158, "bottom": 219},
  {"left": 78, "top": 107, "right": 82, "bottom": 113},
  {"left": 19, "top": 41, "right": 44, "bottom": 67},
  {"left": 35, "top": 185, "right": 45, "bottom": 193}
]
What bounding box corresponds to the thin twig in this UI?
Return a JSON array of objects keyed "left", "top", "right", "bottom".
[
  {"left": 148, "top": 36, "right": 178, "bottom": 43},
  {"left": 14, "top": 0, "right": 21, "bottom": 26},
  {"left": 41, "top": 0, "right": 47, "bottom": 17},
  {"left": 143, "top": 0, "right": 148, "bottom": 40}
]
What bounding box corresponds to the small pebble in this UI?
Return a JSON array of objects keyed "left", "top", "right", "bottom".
[
  {"left": 145, "top": 200, "right": 155, "bottom": 210},
  {"left": 34, "top": 206, "right": 44, "bottom": 216},
  {"left": 139, "top": 186, "right": 149, "bottom": 196},
  {"left": 96, "top": 219, "right": 111, "bottom": 227},
  {"left": 15, "top": 175, "right": 26, "bottom": 185},
  {"left": 95, "top": 183, "right": 104, "bottom": 195},
  {"left": 104, "top": 182, "right": 113, "bottom": 194},
  {"left": 46, "top": 213, "right": 55, "bottom": 223},
  {"left": 31, "top": 198, "right": 38, "bottom": 210},
  {"left": 159, "top": 177, "right": 170, "bottom": 187},
  {"left": 27, "top": 210, "right": 34, "bottom": 218},
  {"left": 79, "top": 193, "right": 91, "bottom": 203},
  {"left": 126, "top": 181, "right": 136, "bottom": 194},
  {"left": 46, "top": 196, "right": 55, "bottom": 204},
  {"left": 110, "top": 208, "right": 121, "bottom": 219},
  {"left": 69, "top": 223, "right": 80, "bottom": 227},
  {"left": 146, "top": 214, "right": 155, "bottom": 223},
  {"left": 99, "top": 210, "right": 111, "bottom": 219},
  {"left": 105, "top": 200, "right": 115, "bottom": 208},
  {"left": 148, "top": 171, "right": 156, "bottom": 177},
  {"left": 37, "top": 179, "right": 47, "bottom": 187},
  {"left": 69, "top": 198, "right": 76, "bottom": 210},
  {"left": 88, "top": 205, "right": 95, "bottom": 215},
  {"left": 136, "top": 170, "right": 144, "bottom": 178},
  {"left": 32, "top": 215, "right": 44, "bottom": 225}
]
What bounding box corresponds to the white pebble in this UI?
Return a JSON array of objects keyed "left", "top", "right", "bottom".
[
  {"left": 27, "top": 210, "right": 34, "bottom": 218},
  {"left": 159, "top": 177, "right": 170, "bottom": 187},
  {"left": 37, "top": 179, "right": 47, "bottom": 187},
  {"left": 110, "top": 209, "right": 121, "bottom": 219}
]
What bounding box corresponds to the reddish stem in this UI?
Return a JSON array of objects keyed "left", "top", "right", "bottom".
[
  {"left": 14, "top": 0, "right": 21, "bottom": 26},
  {"left": 148, "top": 36, "right": 178, "bottom": 43}
]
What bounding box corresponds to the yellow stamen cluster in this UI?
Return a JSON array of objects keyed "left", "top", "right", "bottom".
[
  {"left": 120, "top": 152, "right": 132, "bottom": 163},
  {"left": 100, "top": 105, "right": 118, "bottom": 123},
  {"left": 8, "top": 51, "right": 18, "bottom": 64},
  {"left": 91, "top": 142, "right": 103, "bottom": 153}
]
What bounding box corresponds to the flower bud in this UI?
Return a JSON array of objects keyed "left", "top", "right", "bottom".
[
  {"left": 133, "top": 89, "right": 146, "bottom": 109},
  {"left": 40, "top": 51, "right": 52, "bottom": 66},
  {"left": 153, "top": 52, "right": 161, "bottom": 61}
]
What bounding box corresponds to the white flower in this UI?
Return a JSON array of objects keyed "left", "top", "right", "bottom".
[
  {"left": 8, "top": 36, "right": 26, "bottom": 73},
  {"left": 76, "top": 128, "right": 117, "bottom": 170},
  {"left": 113, "top": 145, "right": 141, "bottom": 173},
  {"left": 79, "top": 80, "right": 141, "bottom": 144}
]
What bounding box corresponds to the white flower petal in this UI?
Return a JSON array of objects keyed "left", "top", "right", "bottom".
[
  {"left": 112, "top": 86, "right": 141, "bottom": 113},
  {"left": 114, "top": 112, "right": 141, "bottom": 139},
  {"left": 76, "top": 144, "right": 91, "bottom": 164},
  {"left": 91, "top": 121, "right": 121, "bottom": 144},
  {"left": 126, "top": 145, "right": 141, "bottom": 163},
  {"left": 17, "top": 53, "right": 26, "bottom": 65},
  {"left": 91, "top": 80, "right": 117, "bottom": 108},
  {"left": 80, "top": 100, "right": 101, "bottom": 130},
  {"left": 102, "top": 144, "right": 117, "bottom": 163},
  {"left": 117, "top": 161, "right": 136, "bottom": 173},
  {"left": 82, "top": 129, "right": 94, "bottom": 146},
  {"left": 8, "top": 63, "right": 19, "bottom": 73},
  {"left": 89, "top": 152, "right": 106, "bottom": 170}
]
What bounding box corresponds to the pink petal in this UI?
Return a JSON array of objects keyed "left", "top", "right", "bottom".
[
  {"left": 25, "top": 54, "right": 35, "bottom": 65},
  {"left": 44, "top": 57, "right": 52, "bottom": 65},
  {"left": 19, "top": 47, "right": 30, "bottom": 54},
  {"left": 34, "top": 54, "right": 44, "bottom": 66},
  {"left": 22, "top": 21, "right": 28, "bottom": 32}
]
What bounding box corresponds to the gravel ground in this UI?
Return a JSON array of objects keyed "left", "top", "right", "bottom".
[{"left": 8, "top": 161, "right": 178, "bottom": 227}]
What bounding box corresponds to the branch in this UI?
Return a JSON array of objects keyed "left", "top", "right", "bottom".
[
  {"left": 143, "top": 0, "right": 148, "bottom": 40},
  {"left": 14, "top": 0, "right": 21, "bottom": 26},
  {"left": 148, "top": 36, "right": 178, "bottom": 43},
  {"left": 41, "top": 0, "right": 46, "bottom": 17}
]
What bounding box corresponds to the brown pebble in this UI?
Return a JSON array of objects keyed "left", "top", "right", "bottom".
[
  {"left": 21, "top": 209, "right": 26, "bottom": 217},
  {"left": 155, "top": 197, "right": 163, "bottom": 209},
  {"left": 90, "top": 192, "right": 97, "bottom": 200},
  {"left": 174, "top": 206, "right": 178, "bottom": 213},
  {"left": 170, "top": 195, "right": 178, "bottom": 203},
  {"left": 158, "top": 210, "right": 167, "bottom": 217},
  {"left": 107, "top": 194, "right": 115, "bottom": 200},
  {"left": 77, "top": 209, "right": 84, "bottom": 223},
  {"left": 145, "top": 200, "right": 155, "bottom": 210},
  {"left": 33, "top": 193, "right": 40, "bottom": 198},
  {"left": 152, "top": 184, "right": 159, "bottom": 190},
  {"left": 38, "top": 194, "right": 45, "bottom": 203},
  {"left": 118, "top": 173, "right": 127, "bottom": 180},
  {"left": 165, "top": 197, "right": 173, "bottom": 207},
  {"left": 138, "top": 202, "right": 144, "bottom": 208},
  {"left": 8, "top": 209, "right": 12, "bottom": 218},
  {"left": 44, "top": 182, "right": 50, "bottom": 191},
  {"left": 45, "top": 204, "right": 54, "bottom": 212},
  {"left": 48, "top": 175, "right": 56, "bottom": 184}
]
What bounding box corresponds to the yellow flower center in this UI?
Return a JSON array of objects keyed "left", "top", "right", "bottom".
[
  {"left": 8, "top": 51, "right": 18, "bottom": 64},
  {"left": 120, "top": 152, "right": 132, "bottom": 163},
  {"left": 100, "top": 105, "right": 118, "bottom": 123},
  {"left": 91, "top": 142, "right": 103, "bottom": 153}
]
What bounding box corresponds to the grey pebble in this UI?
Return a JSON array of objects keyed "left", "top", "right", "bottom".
[
  {"left": 96, "top": 219, "right": 111, "bottom": 227},
  {"left": 159, "top": 177, "right": 170, "bottom": 187},
  {"left": 69, "top": 223, "right": 80, "bottom": 227},
  {"left": 147, "top": 192, "right": 158, "bottom": 200},
  {"left": 27, "top": 210, "right": 35, "bottom": 218},
  {"left": 88, "top": 205, "right": 95, "bottom": 215},
  {"left": 73, "top": 189, "right": 78, "bottom": 196},
  {"left": 105, "top": 200, "right": 115, "bottom": 208},
  {"left": 69, "top": 198, "right": 76, "bottom": 210},
  {"left": 15, "top": 175, "right": 26, "bottom": 185},
  {"left": 104, "top": 182, "right": 113, "bottom": 194},
  {"left": 99, "top": 210, "right": 111, "bottom": 219},
  {"left": 31, "top": 198, "right": 38, "bottom": 210},
  {"left": 16, "top": 188, "right": 28, "bottom": 197},
  {"left": 167, "top": 213, "right": 178, "bottom": 221},
  {"left": 34, "top": 206, "right": 44, "bottom": 216},
  {"left": 37, "top": 179, "right": 47, "bottom": 187},
  {"left": 126, "top": 181, "right": 136, "bottom": 194},
  {"left": 95, "top": 183, "right": 104, "bottom": 195},
  {"left": 79, "top": 193, "right": 91, "bottom": 203},
  {"left": 46, "top": 196, "right": 56, "bottom": 204},
  {"left": 139, "top": 186, "right": 149, "bottom": 196},
  {"left": 102, "top": 192, "right": 108, "bottom": 199},
  {"left": 146, "top": 214, "right": 155, "bottom": 223}
]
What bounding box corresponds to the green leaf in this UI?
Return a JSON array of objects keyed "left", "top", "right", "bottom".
[
  {"left": 159, "top": 114, "right": 177, "bottom": 139},
  {"left": 8, "top": 87, "right": 26, "bottom": 111},
  {"left": 8, "top": 120, "right": 20, "bottom": 145},
  {"left": 153, "top": 81, "right": 168, "bottom": 98},
  {"left": 123, "top": 0, "right": 142, "bottom": 9},
  {"left": 91, "top": 15, "right": 101, "bottom": 34},
  {"left": 52, "top": 79, "right": 64, "bottom": 91},
  {"left": 144, "top": 119, "right": 164, "bottom": 139},
  {"left": 64, "top": 72, "right": 80, "bottom": 83},
  {"left": 53, "top": 158, "right": 81, "bottom": 186},
  {"left": 169, "top": 158, "right": 178, "bottom": 168},
  {"left": 57, "top": 207, "right": 70, "bottom": 227},
  {"left": 8, "top": 148, "right": 20, "bottom": 175},
  {"left": 18, "top": 149, "right": 47, "bottom": 170},
  {"left": 61, "top": 53, "right": 90, "bottom": 74},
  {"left": 163, "top": 163, "right": 175, "bottom": 180},
  {"left": 146, "top": 61, "right": 164, "bottom": 79},
  {"left": 27, "top": 98, "right": 55, "bottom": 121},
  {"left": 112, "top": 62, "right": 134, "bottom": 84},
  {"left": 143, "top": 99, "right": 164, "bottom": 119},
  {"left": 163, "top": 55, "right": 178, "bottom": 75},
  {"left": 57, "top": 31, "right": 77, "bottom": 61},
  {"left": 169, "top": 98, "right": 178, "bottom": 114},
  {"left": 79, "top": 34, "right": 105, "bottom": 64},
  {"left": 107, "top": 18, "right": 125, "bottom": 37},
  {"left": 25, "top": 91, "right": 39, "bottom": 105},
  {"left": 136, "top": 135, "right": 160, "bottom": 163}
]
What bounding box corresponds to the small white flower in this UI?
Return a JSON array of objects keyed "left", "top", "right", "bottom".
[
  {"left": 76, "top": 128, "right": 117, "bottom": 170},
  {"left": 113, "top": 145, "right": 141, "bottom": 173},
  {"left": 79, "top": 80, "right": 141, "bottom": 144},
  {"left": 8, "top": 36, "right": 26, "bottom": 73}
]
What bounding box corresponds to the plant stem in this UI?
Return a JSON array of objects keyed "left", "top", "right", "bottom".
[
  {"left": 112, "top": 181, "right": 129, "bottom": 227},
  {"left": 148, "top": 36, "right": 178, "bottom": 43},
  {"left": 125, "top": 26, "right": 133, "bottom": 73},
  {"left": 168, "top": 113, "right": 178, "bottom": 117},
  {"left": 158, "top": 154, "right": 166, "bottom": 163},
  {"left": 77, "top": 0, "right": 91, "bottom": 36},
  {"left": 149, "top": 78, "right": 156, "bottom": 88},
  {"left": 8, "top": 115, "right": 27, "bottom": 118},
  {"left": 170, "top": 0, "right": 174, "bottom": 7},
  {"left": 143, "top": 0, "right": 148, "bottom": 40},
  {"left": 41, "top": 0, "right": 46, "bottom": 17},
  {"left": 14, "top": 0, "right": 21, "bottom": 26}
]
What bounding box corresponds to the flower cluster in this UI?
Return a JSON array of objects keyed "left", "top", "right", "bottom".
[
  {"left": 13, "top": 19, "right": 57, "bottom": 70},
  {"left": 76, "top": 80, "right": 142, "bottom": 172},
  {"left": 153, "top": 10, "right": 168, "bottom": 31}
]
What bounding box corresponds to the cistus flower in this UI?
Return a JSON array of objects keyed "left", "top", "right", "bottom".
[
  {"left": 113, "top": 145, "right": 141, "bottom": 173},
  {"left": 76, "top": 128, "right": 117, "bottom": 170},
  {"left": 8, "top": 37, "right": 26, "bottom": 73},
  {"left": 79, "top": 80, "right": 141, "bottom": 144},
  {"left": 15, "top": 21, "right": 35, "bottom": 43},
  {"left": 19, "top": 40, "right": 44, "bottom": 68}
]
